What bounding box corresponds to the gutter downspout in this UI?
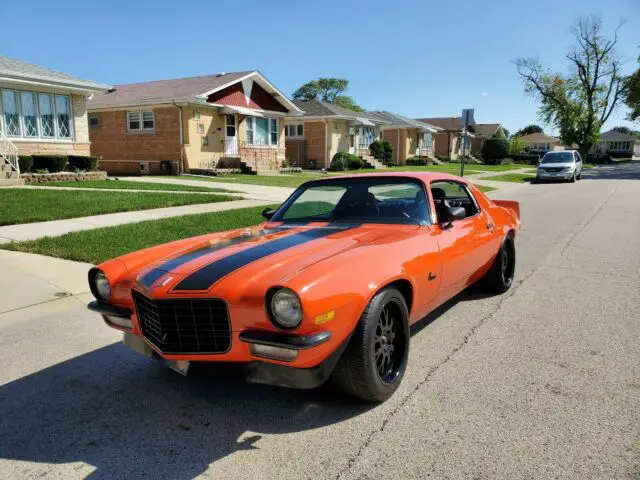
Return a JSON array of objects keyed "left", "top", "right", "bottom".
[
  {"left": 324, "top": 118, "right": 329, "bottom": 169},
  {"left": 172, "top": 100, "right": 184, "bottom": 174},
  {"left": 397, "top": 128, "right": 400, "bottom": 165}
]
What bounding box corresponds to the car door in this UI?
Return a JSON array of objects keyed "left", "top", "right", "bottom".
[
  {"left": 574, "top": 151, "right": 583, "bottom": 176},
  {"left": 429, "top": 181, "right": 498, "bottom": 303}
]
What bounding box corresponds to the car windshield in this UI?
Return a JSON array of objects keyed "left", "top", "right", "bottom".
[
  {"left": 271, "top": 177, "right": 430, "bottom": 225},
  {"left": 541, "top": 152, "right": 574, "bottom": 164}
]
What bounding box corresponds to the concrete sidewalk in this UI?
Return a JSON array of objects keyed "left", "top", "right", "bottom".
[
  {"left": 121, "top": 176, "right": 294, "bottom": 202},
  {"left": 11, "top": 185, "right": 242, "bottom": 196},
  {"left": 0, "top": 199, "right": 271, "bottom": 243}
]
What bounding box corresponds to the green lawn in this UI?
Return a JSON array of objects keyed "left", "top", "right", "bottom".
[
  {"left": 36, "top": 179, "right": 233, "bottom": 193},
  {"left": 482, "top": 173, "right": 537, "bottom": 183},
  {"left": 1, "top": 205, "right": 276, "bottom": 264},
  {"left": 0, "top": 189, "right": 237, "bottom": 226}
]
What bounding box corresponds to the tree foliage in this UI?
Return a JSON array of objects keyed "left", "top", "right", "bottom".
[
  {"left": 481, "top": 138, "right": 510, "bottom": 164},
  {"left": 292, "top": 78, "right": 363, "bottom": 112},
  {"left": 509, "top": 136, "right": 527, "bottom": 156},
  {"left": 515, "top": 16, "right": 626, "bottom": 157},
  {"left": 624, "top": 56, "right": 640, "bottom": 122},
  {"left": 612, "top": 125, "right": 631, "bottom": 134},
  {"left": 513, "top": 124, "right": 543, "bottom": 137}
]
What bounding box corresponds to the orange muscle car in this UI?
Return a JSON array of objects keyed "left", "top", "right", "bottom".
[{"left": 88, "top": 173, "right": 520, "bottom": 402}]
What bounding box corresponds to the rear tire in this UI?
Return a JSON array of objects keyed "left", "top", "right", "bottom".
[
  {"left": 570, "top": 172, "right": 576, "bottom": 183},
  {"left": 480, "top": 235, "right": 516, "bottom": 294},
  {"left": 331, "top": 287, "right": 409, "bottom": 402}
]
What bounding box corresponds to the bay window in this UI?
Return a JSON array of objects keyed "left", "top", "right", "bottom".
[
  {"left": 358, "top": 127, "right": 376, "bottom": 148},
  {"left": 0, "top": 88, "right": 72, "bottom": 140},
  {"left": 245, "top": 116, "right": 279, "bottom": 146}
]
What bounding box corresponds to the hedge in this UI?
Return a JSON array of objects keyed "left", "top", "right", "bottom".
[
  {"left": 329, "top": 152, "right": 363, "bottom": 171},
  {"left": 382, "top": 140, "right": 393, "bottom": 163},
  {"left": 18, "top": 155, "right": 33, "bottom": 172},
  {"left": 369, "top": 140, "right": 383, "bottom": 160},
  {"left": 512, "top": 154, "right": 540, "bottom": 165},
  {"left": 68, "top": 155, "right": 99, "bottom": 171},
  {"left": 32, "top": 154, "right": 68, "bottom": 173},
  {"left": 481, "top": 138, "right": 510, "bottom": 165},
  {"left": 406, "top": 157, "right": 428, "bottom": 166}
]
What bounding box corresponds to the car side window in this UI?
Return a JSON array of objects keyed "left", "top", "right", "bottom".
[
  {"left": 575, "top": 152, "right": 582, "bottom": 163},
  {"left": 430, "top": 181, "right": 479, "bottom": 222}
]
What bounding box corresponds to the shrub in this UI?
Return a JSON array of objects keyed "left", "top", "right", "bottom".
[
  {"left": 471, "top": 150, "right": 483, "bottom": 160},
  {"left": 509, "top": 136, "right": 527, "bottom": 156},
  {"left": 18, "top": 155, "right": 33, "bottom": 172},
  {"left": 512, "top": 154, "right": 540, "bottom": 165},
  {"left": 436, "top": 154, "right": 451, "bottom": 162},
  {"left": 382, "top": 140, "right": 393, "bottom": 163},
  {"left": 329, "top": 152, "right": 362, "bottom": 171},
  {"left": 369, "top": 140, "right": 384, "bottom": 160},
  {"left": 406, "top": 157, "right": 428, "bottom": 166},
  {"left": 32, "top": 154, "right": 68, "bottom": 172},
  {"left": 481, "top": 138, "right": 509, "bottom": 165},
  {"left": 68, "top": 155, "right": 98, "bottom": 171}
]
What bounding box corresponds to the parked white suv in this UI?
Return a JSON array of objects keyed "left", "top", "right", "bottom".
[{"left": 536, "top": 151, "right": 583, "bottom": 183}]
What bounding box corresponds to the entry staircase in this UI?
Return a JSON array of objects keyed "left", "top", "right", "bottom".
[{"left": 0, "top": 131, "right": 24, "bottom": 186}]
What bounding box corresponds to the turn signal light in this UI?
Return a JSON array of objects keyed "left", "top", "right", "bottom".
[
  {"left": 103, "top": 315, "right": 133, "bottom": 331},
  {"left": 249, "top": 344, "right": 298, "bottom": 362}
]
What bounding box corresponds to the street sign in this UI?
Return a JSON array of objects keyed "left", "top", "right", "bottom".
[
  {"left": 461, "top": 109, "right": 475, "bottom": 128},
  {"left": 459, "top": 109, "right": 474, "bottom": 177}
]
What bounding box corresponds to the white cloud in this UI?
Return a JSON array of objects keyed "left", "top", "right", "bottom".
[{"left": 481, "top": 92, "right": 489, "bottom": 97}]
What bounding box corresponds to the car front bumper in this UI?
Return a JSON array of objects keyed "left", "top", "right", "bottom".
[{"left": 537, "top": 170, "right": 575, "bottom": 180}]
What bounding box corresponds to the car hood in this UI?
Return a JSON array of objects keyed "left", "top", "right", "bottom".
[{"left": 134, "top": 223, "right": 419, "bottom": 294}]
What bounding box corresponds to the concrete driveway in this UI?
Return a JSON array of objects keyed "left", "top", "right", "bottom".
[{"left": 1, "top": 163, "right": 639, "bottom": 479}]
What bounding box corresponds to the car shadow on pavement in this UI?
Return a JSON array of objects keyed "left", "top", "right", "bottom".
[{"left": 0, "top": 343, "right": 373, "bottom": 479}]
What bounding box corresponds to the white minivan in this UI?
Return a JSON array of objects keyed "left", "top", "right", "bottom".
[{"left": 536, "top": 151, "right": 583, "bottom": 183}]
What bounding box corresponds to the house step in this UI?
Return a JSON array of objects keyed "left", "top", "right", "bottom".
[{"left": 0, "top": 178, "right": 25, "bottom": 187}]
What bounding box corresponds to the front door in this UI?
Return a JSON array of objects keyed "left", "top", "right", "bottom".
[{"left": 225, "top": 114, "right": 237, "bottom": 155}]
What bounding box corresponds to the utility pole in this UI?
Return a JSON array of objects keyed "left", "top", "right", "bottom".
[{"left": 460, "top": 109, "right": 474, "bottom": 177}]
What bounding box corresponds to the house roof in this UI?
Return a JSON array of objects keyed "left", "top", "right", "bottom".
[
  {"left": 366, "top": 111, "right": 442, "bottom": 131},
  {"left": 416, "top": 117, "right": 466, "bottom": 131},
  {"left": 599, "top": 129, "right": 640, "bottom": 140},
  {"left": 293, "top": 99, "right": 379, "bottom": 121},
  {"left": 519, "top": 132, "right": 560, "bottom": 143},
  {"left": 0, "top": 56, "right": 112, "bottom": 92},
  {"left": 88, "top": 70, "right": 301, "bottom": 113},
  {"left": 474, "top": 123, "right": 502, "bottom": 138}
]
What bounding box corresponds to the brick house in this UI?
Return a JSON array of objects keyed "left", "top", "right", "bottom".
[
  {"left": 415, "top": 117, "right": 478, "bottom": 159},
  {"left": 366, "top": 112, "right": 441, "bottom": 165},
  {"left": 87, "top": 71, "right": 302, "bottom": 175},
  {"left": 0, "top": 56, "right": 112, "bottom": 184},
  {"left": 519, "top": 132, "right": 564, "bottom": 154},
  {"left": 592, "top": 129, "right": 640, "bottom": 157},
  {"left": 284, "top": 100, "right": 390, "bottom": 169}
]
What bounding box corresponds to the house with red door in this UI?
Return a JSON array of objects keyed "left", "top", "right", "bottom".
[{"left": 87, "top": 71, "right": 302, "bottom": 175}]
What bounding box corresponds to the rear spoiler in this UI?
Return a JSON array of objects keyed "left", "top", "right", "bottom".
[{"left": 493, "top": 200, "right": 520, "bottom": 222}]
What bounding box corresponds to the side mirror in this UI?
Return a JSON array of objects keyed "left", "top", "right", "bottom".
[
  {"left": 440, "top": 206, "right": 466, "bottom": 227},
  {"left": 262, "top": 208, "right": 276, "bottom": 220}
]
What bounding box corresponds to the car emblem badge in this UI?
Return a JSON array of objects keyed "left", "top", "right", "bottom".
[{"left": 159, "top": 276, "right": 173, "bottom": 287}]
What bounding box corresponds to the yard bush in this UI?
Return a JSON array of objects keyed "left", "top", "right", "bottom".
[
  {"left": 18, "top": 155, "right": 33, "bottom": 172},
  {"left": 369, "top": 140, "right": 384, "bottom": 160},
  {"left": 481, "top": 138, "right": 510, "bottom": 165},
  {"left": 512, "top": 154, "right": 540, "bottom": 165},
  {"left": 32, "top": 154, "right": 68, "bottom": 173},
  {"left": 436, "top": 154, "right": 451, "bottom": 162},
  {"left": 406, "top": 157, "right": 428, "bottom": 166},
  {"left": 329, "top": 152, "right": 363, "bottom": 170},
  {"left": 68, "top": 155, "right": 99, "bottom": 171},
  {"left": 382, "top": 140, "right": 394, "bottom": 164}
]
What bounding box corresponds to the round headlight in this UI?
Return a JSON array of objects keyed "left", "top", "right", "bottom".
[
  {"left": 93, "top": 270, "right": 111, "bottom": 302},
  {"left": 270, "top": 288, "right": 302, "bottom": 329}
]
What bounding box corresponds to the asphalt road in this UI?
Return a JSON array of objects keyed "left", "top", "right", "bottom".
[{"left": 1, "top": 162, "right": 639, "bottom": 479}]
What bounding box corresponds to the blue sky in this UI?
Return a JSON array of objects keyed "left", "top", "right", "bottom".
[{"left": 2, "top": 0, "right": 638, "bottom": 133}]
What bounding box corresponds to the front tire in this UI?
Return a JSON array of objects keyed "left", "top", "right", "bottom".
[
  {"left": 332, "top": 287, "right": 410, "bottom": 402},
  {"left": 570, "top": 172, "right": 576, "bottom": 183},
  {"left": 480, "top": 234, "right": 516, "bottom": 294}
]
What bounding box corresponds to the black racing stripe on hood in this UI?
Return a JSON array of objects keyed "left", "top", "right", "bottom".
[
  {"left": 172, "top": 224, "right": 359, "bottom": 292},
  {"left": 138, "top": 226, "right": 294, "bottom": 289}
]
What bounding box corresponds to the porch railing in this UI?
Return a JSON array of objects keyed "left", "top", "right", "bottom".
[
  {"left": 196, "top": 140, "right": 281, "bottom": 172},
  {"left": 0, "top": 129, "right": 19, "bottom": 174}
]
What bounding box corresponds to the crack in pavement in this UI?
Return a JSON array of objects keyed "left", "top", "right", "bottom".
[
  {"left": 335, "top": 184, "right": 621, "bottom": 479},
  {"left": 0, "top": 291, "right": 91, "bottom": 316}
]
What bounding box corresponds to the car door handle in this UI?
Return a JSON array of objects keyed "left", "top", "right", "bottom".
[
  {"left": 487, "top": 222, "right": 494, "bottom": 230},
  {"left": 428, "top": 272, "right": 437, "bottom": 281}
]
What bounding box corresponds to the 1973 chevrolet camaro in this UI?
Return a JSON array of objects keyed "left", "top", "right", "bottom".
[{"left": 88, "top": 172, "right": 520, "bottom": 402}]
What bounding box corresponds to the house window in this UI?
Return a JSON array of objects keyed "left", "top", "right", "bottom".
[
  {"left": 358, "top": 127, "right": 376, "bottom": 148},
  {"left": 127, "top": 110, "right": 154, "bottom": 132},
  {"left": 246, "top": 116, "right": 278, "bottom": 146},
  {"left": 201, "top": 135, "right": 208, "bottom": 146},
  {"left": 0, "top": 88, "right": 72, "bottom": 139},
  {"left": 20, "top": 92, "right": 38, "bottom": 137},
  {"left": 194, "top": 111, "right": 200, "bottom": 120},
  {"left": 88, "top": 113, "right": 101, "bottom": 129},
  {"left": 421, "top": 132, "right": 433, "bottom": 149},
  {"left": 285, "top": 124, "right": 304, "bottom": 138},
  {"left": 196, "top": 123, "right": 205, "bottom": 134}
]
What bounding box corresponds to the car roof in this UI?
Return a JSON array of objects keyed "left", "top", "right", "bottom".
[{"left": 312, "top": 171, "right": 469, "bottom": 184}]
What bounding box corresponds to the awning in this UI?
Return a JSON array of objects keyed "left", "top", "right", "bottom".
[
  {"left": 220, "top": 105, "right": 266, "bottom": 117},
  {"left": 350, "top": 117, "right": 375, "bottom": 126}
]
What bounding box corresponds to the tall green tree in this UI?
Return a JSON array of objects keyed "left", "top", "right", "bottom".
[
  {"left": 292, "top": 78, "right": 363, "bottom": 112},
  {"left": 624, "top": 56, "right": 640, "bottom": 122},
  {"left": 515, "top": 16, "right": 626, "bottom": 157},
  {"left": 513, "top": 124, "right": 543, "bottom": 137}
]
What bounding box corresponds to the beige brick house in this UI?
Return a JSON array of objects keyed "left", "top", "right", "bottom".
[
  {"left": 366, "top": 112, "right": 442, "bottom": 165},
  {"left": 0, "top": 56, "right": 112, "bottom": 183},
  {"left": 87, "top": 71, "right": 302, "bottom": 175},
  {"left": 284, "top": 100, "right": 390, "bottom": 169}
]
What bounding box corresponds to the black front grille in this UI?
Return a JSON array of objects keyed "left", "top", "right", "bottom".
[
  {"left": 132, "top": 290, "right": 231, "bottom": 354},
  {"left": 543, "top": 167, "right": 563, "bottom": 173}
]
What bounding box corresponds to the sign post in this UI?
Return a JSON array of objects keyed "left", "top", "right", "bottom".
[{"left": 460, "top": 109, "right": 474, "bottom": 177}]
